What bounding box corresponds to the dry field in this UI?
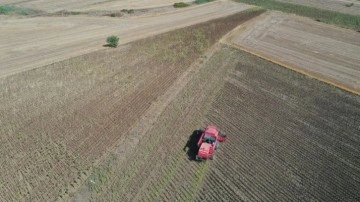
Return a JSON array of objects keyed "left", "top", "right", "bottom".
[
  {"left": 196, "top": 46, "right": 360, "bottom": 202},
  {"left": 0, "top": 10, "right": 264, "bottom": 201},
  {"left": 1, "top": 0, "right": 360, "bottom": 201},
  {"left": 224, "top": 11, "right": 360, "bottom": 94},
  {"left": 72, "top": 41, "right": 360, "bottom": 202},
  {"left": 0, "top": 0, "right": 193, "bottom": 12},
  {"left": 275, "top": 0, "right": 360, "bottom": 15},
  {"left": 0, "top": 0, "right": 253, "bottom": 78}
]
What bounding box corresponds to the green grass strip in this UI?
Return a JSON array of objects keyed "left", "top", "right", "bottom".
[
  {"left": 234, "top": 0, "right": 360, "bottom": 31},
  {"left": 194, "top": 0, "right": 215, "bottom": 4},
  {"left": 0, "top": 4, "right": 38, "bottom": 15}
]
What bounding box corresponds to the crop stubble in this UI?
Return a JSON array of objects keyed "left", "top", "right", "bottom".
[
  {"left": 0, "top": 0, "right": 252, "bottom": 78},
  {"left": 195, "top": 47, "right": 360, "bottom": 201},
  {"left": 224, "top": 11, "right": 360, "bottom": 94},
  {"left": 0, "top": 10, "right": 264, "bottom": 201},
  {"left": 71, "top": 10, "right": 265, "bottom": 202}
]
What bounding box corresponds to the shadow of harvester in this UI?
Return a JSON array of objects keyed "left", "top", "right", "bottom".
[{"left": 183, "top": 130, "right": 202, "bottom": 161}]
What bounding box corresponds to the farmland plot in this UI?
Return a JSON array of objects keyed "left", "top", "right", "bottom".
[
  {"left": 225, "top": 11, "right": 360, "bottom": 94},
  {"left": 0, "top": 0, "right": 193, "bottom": 12},
  {"left": 195, "top": 47, "right": 360, "bottom": 201},
  {"left": 0, "top": 0, "right": 253, "bottom": 78},
  {"left": 0, "top": 10, "right": 264, "bottom": 201},
  {"left": 76, "top": 44, "right": 237, "bottom": 202},
  {"left": 274, "top": 0, "right": 360, "bottom": 15},
  {"left": 69, "top": 10, "right": 266, "bottom": 202}
]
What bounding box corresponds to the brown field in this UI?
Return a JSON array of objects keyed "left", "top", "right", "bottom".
[
  {"left": 0, "top": 0, "right": 252, "bottom": 78},
  {"left": 71, "top": 38, "right": 360, "bottom": 202},
  {"left": 275, "top": 0, "right": 360, "bottom": 15},
  {"left": 0, "top": 9, "right": 265, "bottom": 201},
  {"left": 224, "top": 11, "right": 360, "bottom": 94},
  {"left": 196, "top": 47, "right": 360, "bottom": 202},
  {"left": 1, "top": 1, "right": 360, "bottom": 202}
]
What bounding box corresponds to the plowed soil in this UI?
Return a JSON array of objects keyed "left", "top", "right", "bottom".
[{"left": 224, "top": 11, "right": 360, "bottom": 94}]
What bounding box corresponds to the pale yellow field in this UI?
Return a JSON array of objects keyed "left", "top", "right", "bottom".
[
  {"left": 0, "top": 1, "right": 253, "bottom": 78},
  {"left": 0, "top": 0, "right": 193, "bottom": 12},
  {"left": 224, "top": 11, "right": 360, "bottom": 94}
]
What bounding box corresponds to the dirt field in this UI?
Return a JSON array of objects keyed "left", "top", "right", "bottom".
[
  {"left": 196, "top": 46, "right": 360, "bottom": 202},
  {"left": 275, "top": 0, "right": 360, "bottom": 15},
  {"left": 224, "top": 11, "right": 360, "bottom": 94},
  {"left": 0, "top": 0, "right": 253, "bottom": 78},
  {"left": 71, "top": 44, "right": 360, "bottom": 202},
  {"left": 0, "top": 10, "right": 264, "bottom": 201},
  {"left": 0, "top": 0, "right": 193, "bottom": 12},
  {"left": 1, "top": 1, "right": 360, "bottom": 201}
]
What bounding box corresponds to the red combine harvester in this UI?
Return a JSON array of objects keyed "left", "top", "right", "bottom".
[{"left": 196, "top": 125, "right": 226, "bottom": 161}]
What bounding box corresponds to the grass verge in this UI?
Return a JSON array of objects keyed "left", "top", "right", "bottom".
[
  {"left": 174, "top": 2, "right": 190, "bottom": 8},
  {"left": 234, "top": 0, "right": 360, "bottom": 31},
  {"left": 194, "top": 0, "right": 214, "bottom": 4}
]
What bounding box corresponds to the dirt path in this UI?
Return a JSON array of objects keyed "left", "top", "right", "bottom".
[
  {"left": 0, "top": 0, "right": 252, "bottom": 78},
  {"left": 223, "top": 11, "right": 360, "bottom": 94}
]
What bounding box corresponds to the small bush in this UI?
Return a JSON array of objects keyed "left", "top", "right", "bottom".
[
  {"left": 121, "top": 9, "right": 134, "bottom": 14},
  {"left": 0, "top": 5, "right": 14, "bottom": 14},
  {"left": 108, "top": 12, "right": 122, "bottom": 17},
  {"left": 106, "top": 36, "right": 119, "bottom": 48},
  {"left": 0, "top": 4, "right": 38, "bottom": 15},
  {"left": 174, "top": 2, "right": 190, "bottom": 8}
]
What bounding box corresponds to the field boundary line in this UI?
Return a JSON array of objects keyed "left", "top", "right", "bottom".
[{"left": 221, "top": 42, "right": 360, "bottom": 96}]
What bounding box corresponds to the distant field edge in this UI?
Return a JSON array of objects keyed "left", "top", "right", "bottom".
[
  {"left": 233, "top": 0, "right": 360, "bottom": 31},
  {"left": 226, "top": 43, "right": 360, "bottom": 96}
]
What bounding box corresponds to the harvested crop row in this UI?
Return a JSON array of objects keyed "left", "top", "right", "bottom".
[
  {"left": 195, "top": 48, "right": 360, "bottom": 201},
  {"left": 1, "top": 9, "right": 266, "bottom": 200},
  {"left": 84, "top": 44, "right": 241, "bottom": 201},
  {"left": 65, "top": 9, "right": 266, "bottom": 202}
]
